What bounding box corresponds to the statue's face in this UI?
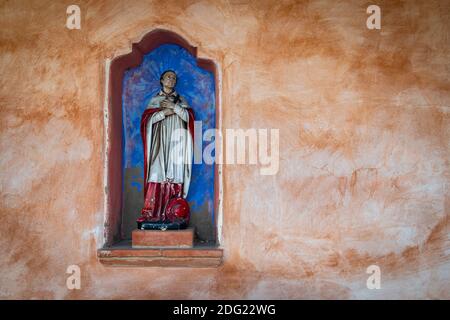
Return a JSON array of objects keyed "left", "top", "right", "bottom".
[{"left": 161, "top": 71, "right": 177, "bottom": 89}]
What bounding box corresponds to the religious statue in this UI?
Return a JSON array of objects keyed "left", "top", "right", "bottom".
[{"left": 137, "top": 70, "right": 194, "bottom": 230}]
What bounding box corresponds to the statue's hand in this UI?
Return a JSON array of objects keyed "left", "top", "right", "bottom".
[
  {"left": 162, "top": 108, "right": 175, "bottom": 116},
  {"left": 160, "top": 100, "right": 175, "bottom": 109}
]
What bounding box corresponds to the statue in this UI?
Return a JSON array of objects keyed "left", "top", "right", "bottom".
[{"left": 137, "top": 70, "right": 194, "bottom": 230}]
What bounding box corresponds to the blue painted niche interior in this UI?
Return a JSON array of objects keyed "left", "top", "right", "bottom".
[{"left": 121, "top": 44, "right": 216, "bottom": 242}]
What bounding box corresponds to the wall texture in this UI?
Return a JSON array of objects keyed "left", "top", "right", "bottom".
[{"left": 0, "top": 0, "right": 449, "bottom": 299}]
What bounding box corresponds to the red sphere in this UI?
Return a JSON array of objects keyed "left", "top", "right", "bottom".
[{"left": 165, "top": 197, "right": 190, "bottom": 224}]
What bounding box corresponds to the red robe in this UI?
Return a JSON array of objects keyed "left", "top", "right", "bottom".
[{"left": 137, "top": 107, "right": 195, "bottom": 223}]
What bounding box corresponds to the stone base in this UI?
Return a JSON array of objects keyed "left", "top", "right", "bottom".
[{"left": 132, "top": 228, "right": 194, "bottom": 248}]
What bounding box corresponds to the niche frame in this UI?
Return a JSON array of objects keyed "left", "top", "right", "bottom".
[{"left": 98, "top": 29, "right": 223, "bottom": 267}]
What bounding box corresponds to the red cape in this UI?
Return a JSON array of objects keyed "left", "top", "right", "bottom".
[{"left": 140, "top": 108, "right": 195, "bottom": 196}]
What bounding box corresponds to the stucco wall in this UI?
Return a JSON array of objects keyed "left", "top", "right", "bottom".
[{"left": 0, "top": 0, "right": 448, "bottom": 299}]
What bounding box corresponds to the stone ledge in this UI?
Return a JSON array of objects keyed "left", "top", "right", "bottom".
[{"left": 97, "top": 245, "right": 223, "bottom": 268}]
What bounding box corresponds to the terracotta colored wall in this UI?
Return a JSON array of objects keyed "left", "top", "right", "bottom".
[{"left": 0, "top": 0, "right": 448, "bottom": 299}]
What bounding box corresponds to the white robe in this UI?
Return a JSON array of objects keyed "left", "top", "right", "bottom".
[{"left": 144, "top": 91, "right": 193, "bottom": 198}]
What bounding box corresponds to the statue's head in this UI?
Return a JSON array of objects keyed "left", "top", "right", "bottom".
[{"left": 160, "top": 70, "right": 177, "bottom": 91}]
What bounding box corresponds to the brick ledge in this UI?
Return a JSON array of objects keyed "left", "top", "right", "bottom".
[{"left": 97, "top": 245, "right": 223, "bottom": 268}]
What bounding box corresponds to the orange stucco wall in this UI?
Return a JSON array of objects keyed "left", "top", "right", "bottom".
[{"left": 0, "top": 0, "right": 448, "bottom": 299}]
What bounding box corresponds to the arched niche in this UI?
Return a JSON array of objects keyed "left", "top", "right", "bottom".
[{"left": 104, "top": 29, "right": 220, "bottom": 247}]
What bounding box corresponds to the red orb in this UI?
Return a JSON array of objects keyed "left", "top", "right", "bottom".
[{"left": 165, "top": 197, "right": 190, "bottom": 223}]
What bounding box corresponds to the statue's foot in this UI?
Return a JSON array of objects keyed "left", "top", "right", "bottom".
[{"left": 137, "top": 220, "right": 188, "bottom": 231}]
